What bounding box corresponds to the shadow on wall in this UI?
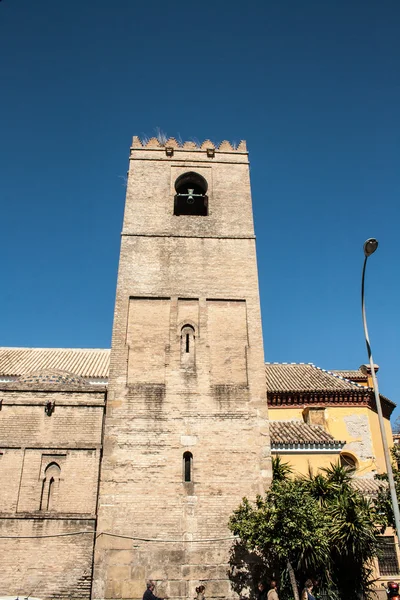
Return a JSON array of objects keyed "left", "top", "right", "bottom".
[{"left": 228, "top": 541, "right": 270, "bottom": 600}]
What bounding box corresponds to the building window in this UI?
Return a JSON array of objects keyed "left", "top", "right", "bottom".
[
  {"left": 377, "top": 536, "right": 400, "bottom": 576},
  {"left": 174, "top": 172, "right": 208, "bottom": 216},
  {"left": 340, "top": 453, "right": 357, "bottom": 471},
  {"left": 183, "top": 452, "right": 193, "bottom": 482},
  {"left": 180, "top": 325, "right": 195, "bottom": 367},
  {"left": 40, "top": 462, "right": 61, "bottom": 511}
]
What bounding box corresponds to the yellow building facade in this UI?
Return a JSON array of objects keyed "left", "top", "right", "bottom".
[
  {"left": 267, "top": 361, "right": 398, "bottom": 590},
  {"left": 267, "top": 362, "right": 394, "bottom": 478}
]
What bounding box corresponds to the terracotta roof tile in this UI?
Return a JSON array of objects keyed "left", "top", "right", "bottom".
[
  {"left": 351, "top": 478, "right": 382, "bottom": 497},
  {"left": 330, "top": 369, "right": 367, "bottom": 381},
  {"left": 265, "top": 363, "right": 367, "bottom": 392},
  {"left": 270, "top": 420, "right": 343, "bottom": 446},
  {"left": 0, "top": 347, "right": 110, "bottom": 379}
]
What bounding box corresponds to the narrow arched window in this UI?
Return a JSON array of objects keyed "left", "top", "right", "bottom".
[
  {"left": 180, "top": 325, "right": 195, "bottom": 368},
  {"left": 47, "top": 477, "right": 55, "bottom": 510},
  {"left": 40, "top": 462, "right": 61, "bottom": 511},
  {"left": 183, "top": 451, "right": 193, "bottom": 482},
  {"left": 174, "top": 172, "right": 208, "bottom": 216}
]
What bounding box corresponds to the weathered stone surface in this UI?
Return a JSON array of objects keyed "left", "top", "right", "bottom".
[
  {"left": 0, "top": 139, "right": 271, "bottom": 600},
  {"left": 93, "top": 141, "right": 271, "bottom": 599},
  {"left": 0, "top": 388, "right": 104, "bottom": 599}
]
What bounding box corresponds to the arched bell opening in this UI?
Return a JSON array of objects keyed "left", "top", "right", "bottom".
[{"left": 174, "top": 172, "right": 208, "bottom": 216}]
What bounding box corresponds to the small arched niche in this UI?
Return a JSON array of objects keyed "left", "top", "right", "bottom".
[{"left": 174, "top": 172, "right": 208, "bottom": 216}]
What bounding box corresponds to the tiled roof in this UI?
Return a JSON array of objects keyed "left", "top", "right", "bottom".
[
  {"left": 351, "top": 478, "right": 382, "bottom": 497},
  {"left": 0, "top": 347, "right": 110, "bottom": 379},
  {"left": 270, "top": 420, "right": 343, "bottom": 447},
  {"left": 17, "top": 369, "right": 91, "bottom": 386},
  {"left": 0, "top": 349, "right": 393, "bottom": 415},
  {"left": 265, "top": 363, "right": 366, "bottom": 392},
  {"left": 331, "top": 369, "right": 367, "bottom": 381}
]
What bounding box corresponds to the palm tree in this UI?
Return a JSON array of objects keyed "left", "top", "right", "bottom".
[
  {"left": 305, "top": 462, "right": 380, "bottom": 600},
  {"left": 322, "top": 462, "right": 355, "bottom": 490},
  {"left": 272, "top": 456, "right": 293, "bottom": 482},
  {"left": 302, "top": 465, "right": 335, "bottom": 506}
]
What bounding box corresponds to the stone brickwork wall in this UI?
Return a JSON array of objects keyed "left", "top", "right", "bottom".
[
  {"left": 93, "top": 139, "right": 271, "bottom": 600},
  {"left": 0, "top": 384, "right": 105, "bottom": 599},
  {"left": 0, "top": 518, "right": 95, "bottom": 599}
]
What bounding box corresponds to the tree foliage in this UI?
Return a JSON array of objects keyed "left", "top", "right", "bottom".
[
  {"left": 375, "top": 444, "right": 400, "bottom": 528},
  {"left": 392, "top": 416, "right": 400, "bottom": 435},
  {"left": 229, "top": 457, "right": 381, "bottom": 600}
]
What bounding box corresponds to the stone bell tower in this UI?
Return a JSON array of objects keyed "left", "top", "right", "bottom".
[{"left": 92, "top": 137, "right": 271, "bottom": 600}]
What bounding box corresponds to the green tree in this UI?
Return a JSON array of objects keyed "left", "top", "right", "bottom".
[
  {"left": 229, "top": 473, "right": 330, "bottom": 600},
  {"left": 230, "top": 460, "right": 381, "bottom": 600},
  {"left": 306, "top": 464, "right": 380, "bottom": 600},
  {"left": 375, "top": 445, "right": 400, "bottom": 529},
  {"left": 272, "top": 455, "right": 293, "bottom": 482}
]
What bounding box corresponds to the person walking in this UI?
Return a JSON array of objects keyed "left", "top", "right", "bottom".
[
  {"left": 257, "top": 582, "right": 268, "bottom": 600},
  {"left": 143, "top": 580, "right": 167, "bottom": 600},
  {"left": 267, "top": 580, "right": 279, "bottom": 600},
  {"left": 301, "top": 580, "right": 316, "bottom": 600}
]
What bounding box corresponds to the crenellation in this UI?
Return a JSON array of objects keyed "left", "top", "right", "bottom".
[{"left": 130, "top": 136, "right": 248, "bottom": 154}]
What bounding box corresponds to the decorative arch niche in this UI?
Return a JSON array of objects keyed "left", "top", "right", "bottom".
[{"left": 40, "top": 462, "right": 61, "bottom": 511}]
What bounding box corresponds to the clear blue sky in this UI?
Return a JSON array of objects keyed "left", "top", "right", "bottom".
[{"left": 1, "top": 1, "right": 399, "bottom": 416}]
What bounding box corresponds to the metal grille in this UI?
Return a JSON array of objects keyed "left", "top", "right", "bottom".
[{"left": 378, "top": 536, "right": 400, "bottom": 576}]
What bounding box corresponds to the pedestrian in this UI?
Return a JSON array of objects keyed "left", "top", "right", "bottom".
[
  {"left": 267, "top": 580, "right": 279, "bottom": 600},
  {"left": 143, "top": 580, "right": 167, "bottom": 600},
  {"left": 301, "top": 580, "right": 316, "bottom": 600},
  {"left": 257, "top": 582, "right": 268, "bottom": 600},
  {"left": 195, "top": 585, "right": 206, "bottom": 600}
]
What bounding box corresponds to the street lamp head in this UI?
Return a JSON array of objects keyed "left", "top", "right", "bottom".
[{"left": 363, "top": 238, "right": 378, "bottom": 257}]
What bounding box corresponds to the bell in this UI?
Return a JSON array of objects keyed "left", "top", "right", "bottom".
[{"left": 187, "top": 188, "right": 195, "bottom": 204}]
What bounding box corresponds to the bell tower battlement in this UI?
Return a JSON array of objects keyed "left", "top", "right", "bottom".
[
  {"left": 93, "top": 135, "right": 271, "bottom": 600},
  {"left": 123, "top": 136, "right": 254, "bottom": 239},
  {"left": 130, "top": 136, "right": 247, "bottom": 151}
]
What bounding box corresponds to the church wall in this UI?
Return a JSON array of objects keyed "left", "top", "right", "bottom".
[
  {"left": 0, "top": 518, "right": 95, "bottom": 599},
  {"left": 270, "top": 451, "right": 341, "bottom": 475},
  {"left": 0, "top": 386, "right": 105, "bottom": 599}
]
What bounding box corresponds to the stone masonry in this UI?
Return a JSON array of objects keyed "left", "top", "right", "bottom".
[
  {"left": 0, "top": 381, "right": 105, "bottom": 599},
  {"left": 92, "top": 137, "right": 271, "bottom": 600}
]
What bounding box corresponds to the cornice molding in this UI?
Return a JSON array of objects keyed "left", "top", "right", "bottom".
[{"left": 267, "top": 389, "right": 395, "bottom": 418}]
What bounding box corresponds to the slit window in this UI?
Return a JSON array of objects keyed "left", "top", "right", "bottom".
[
  {"left": 174, "top": 172, "right": 208, "bottom": 216},
  {"left": 47, "top": 477, "right": 55, "bottom": 510},
  {"left": 40, "top": 462, "right": 61, "bottom": 511},
  {"left": 183, "top": 451, "right": 193, "bottom": 482},
  {"left": 181, "top": 325, "right": 195, "bottom": 365}
]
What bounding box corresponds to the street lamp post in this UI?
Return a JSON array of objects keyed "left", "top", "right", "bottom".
[{"left": 361, "top": 238, "right": 400, "bottom": 539}]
